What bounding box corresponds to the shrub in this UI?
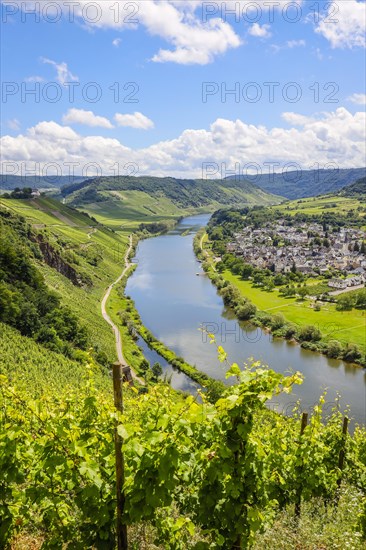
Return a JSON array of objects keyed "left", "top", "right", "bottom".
[
  {"left": 327, "top": 340, "right": 342, "bottom": 359},
  {"left": 271, "top": 313, "right": 285, "bottom": 330},
  {"left": 298, "top": 325, "right": 322, "bottom": 342},
  {"left": 336, "top": 294, "right": 355, "bottom": 311},
  {"left": 236, "top": 302, "right": 257, "bottom": 320},
  {"left": 285, "top": 324, "right": 297, "bottom": 338},
  {"left": 140, "top": 358, "right": 150, "bottom": 373},
  {"left": 253, "top": 312, "right": 273, "bottom": 327},
  {"left": 343, "top": 343, "right": 362, "bottom": 363}
]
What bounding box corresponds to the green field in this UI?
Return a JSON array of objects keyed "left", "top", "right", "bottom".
[
  {"left": 77, "top": 190, "right": 191, "bottom": 231},
  {"left": 62, "top": 175, "right": 282, "bottom": 230},
  {"left": 223, "top": 270, "right": 366, "bottom": 352},
  {"left": 272, "top": 194, "right": 365, "bottom": 219}
]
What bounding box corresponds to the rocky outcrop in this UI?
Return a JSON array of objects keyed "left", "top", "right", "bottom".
[{"left": 33, "top": 234, "right": 87, "bottom": 287}]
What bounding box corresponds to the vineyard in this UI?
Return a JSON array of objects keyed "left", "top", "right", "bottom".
[
  {"left": 1, "top": 343, "right": 366, "bottom": 549},
  {"left": 1, "top": 199, "right": 366, "bottom": 549}
]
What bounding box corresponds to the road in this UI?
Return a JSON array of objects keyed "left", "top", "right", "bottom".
[
  {"left": 101, "top": 235, "right": 142, "bottom": 381},
  {"left": 328, "top": 284, "right": 365, "bottom": 297}
]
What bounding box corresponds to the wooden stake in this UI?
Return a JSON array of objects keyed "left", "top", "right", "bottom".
[
  {"left": 336, "top": 417, "right": 349, "bottom": 494},
  {"left": 113, "top": 362, "right": 128, "bottom": 550},
  {"left": 295, "top": 412, "right": 308, "bottom": 518}
]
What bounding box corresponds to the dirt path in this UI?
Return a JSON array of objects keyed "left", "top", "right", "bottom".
[{"left": 101, "top": 236, "right": 143, "bottom": 382}]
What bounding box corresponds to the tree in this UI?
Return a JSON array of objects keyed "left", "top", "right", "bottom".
[
  {"left": 355, "top": 289, "right": 366, "bottom": 310},
  {"left": 151, "top": 362, "right": 163, "bottom": 380},
  {"left": 264, "top": 278, "right": 275, "bottom": 292},
  {"left": 298, "top": 325, "right": 322, "bottom": 342},
  {"left": 271, "top": 313, "right": 285, "bottom": 330},
  {"left": 236, "top": 302, "right": 257, "bottom": 320},
  {"left": 216, "top": 261, "right": 225, "bottom": 273},
  {"left": 336, "top": 294, "right": 355, "bottom": 311},
  {"left": 241, "top": 263, "right": 253, "bottom": 280},
  {"left": 343, "top": 343, "right": 362, "bottom": 362},
  {"left": 297, "top": 286, "right": 309, "bottom": 300},
  {"left": 285, "top": 324, "right": 297, "bottom": 338},
  {"left": 140, "top": 358, "right": 150, "bottom": 373},
  {"left": 327, "top": 340, "right": 342, "bottom": 358}
]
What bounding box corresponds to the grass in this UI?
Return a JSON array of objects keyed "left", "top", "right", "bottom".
[
  {"left": 254, "top": 486, "right": 365, "bottom": 549},
  {"left": 78, "top": 191, "right": 187, "bottom": 231},
  {"left": 272, "top": 194, "right": 365, "bottom": 219},
  {"left": 223, "top": 271, "right": 366, "bottom": 352}
]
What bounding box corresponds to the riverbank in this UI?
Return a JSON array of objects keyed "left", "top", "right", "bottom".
[
  {"left": 106, "top": 222, "right": 225, "bottom": 400},
  {"left": 108, "top": 264, "right": 224, "bottom": 401},
  {"left": 196, "top": 231, "right": 366, "bottom": 369}
]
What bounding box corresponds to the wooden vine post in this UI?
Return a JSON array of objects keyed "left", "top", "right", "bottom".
[
  {"left": 295, "top": 412, "right": 308, "bottom": 518},
  {"left": 336, "top": 416, "right": 349, "bottom": 501},
  {"left": 113, "top": 362, "right": 128, "bottom": 550}
]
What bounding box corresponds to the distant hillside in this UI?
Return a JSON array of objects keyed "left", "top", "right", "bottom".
[
  {"left": 62, "top": 176, "right": 281, "bottom": 215},
  {"left": 339, "top": 176, "right": 366, "bottom": 197},
  {"left": 226, "top": 168, "right": 366, "bottom": 199},
  {"left": 0, "top": 175, "right": 88, "bottom": 191}
]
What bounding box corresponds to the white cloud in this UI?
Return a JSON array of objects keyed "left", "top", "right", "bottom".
[
  {"left": 147, "top": 7, "right": 242, "bottom": 65},
  {"left": 112, "top": 38, "right": 121, "bottom": 47},
  {"left": 25, "top": 75, "right": 45, "bottom": 83},
  {"left": 315, "top": 0, "right": 366, "bottom": 49},
  {"left": 248, "top": 23, "right": 271, "bottom": 38},
  {"left": 4, "top": 1, "right": 309, "bottom": 65},
  {"left": 1, "top": 109, "right": 365, "bottom": 178},
  {"left": 286, "top": 40, "right": 306, "bottom": 48},
  {"left": 40, "top": 57, "right": 79, "bottom": 86},
  {"left": 271, "top": 39, "right": 306, "bottom": 53},
  {"left": 315, "top": 48, "right": 324, "bottom": 60},
  {"left": 7, "top": 119, "right": 20, "bottom": 131},
  {"left": 281, "top": 112, "right": 314, "bottom": 126},
  {"left": 5, "top": 1, "right": 242, "bottom": 65},
  {"left": 63, "top": 109, "right": 114, "bottom": 129},
  {"left": 114, "top": 112, "right": 154, "bottom": 130},
  {"left": 348, "top": 93, "right": 366, "bottom": 105}
]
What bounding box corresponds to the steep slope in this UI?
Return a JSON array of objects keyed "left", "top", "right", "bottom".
[
  {"left": 0, "top": 197, "right": 130, "bottom": 361},
  {"left": 339, "top": 176, "right": 366, "bottom": 197},
  {"left": 227, "top": 168, "right": 366, "bottom": 199},
  {"left": 61, "top": 176, "right": 281, "bottom": 228}
]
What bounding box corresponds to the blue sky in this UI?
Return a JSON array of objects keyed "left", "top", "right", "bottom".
[{"left": 1, "top": 0, "right": 365, "bottom": 178}]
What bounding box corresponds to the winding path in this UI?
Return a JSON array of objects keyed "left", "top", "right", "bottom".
[{"left": 101, "top": 236, "right": 142, "bottom": 381}]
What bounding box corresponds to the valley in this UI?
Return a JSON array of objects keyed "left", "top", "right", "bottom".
[{"left": 1, "top": 175, "right": 366, "bottom": 549}]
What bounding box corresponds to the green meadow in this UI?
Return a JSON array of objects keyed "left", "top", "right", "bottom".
[
  {"left": 272, "top": 194, "right": 365, "bottom": 219},
  {"left": 75, "top": 190, "right": 189, "bottom": 231},
  {"left": 223, "top": 271, "right": 366, "bottom": 352}
]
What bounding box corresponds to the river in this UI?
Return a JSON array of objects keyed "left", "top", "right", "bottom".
[{"left": 126, "top": 214, "right": 366, "bottom": 425}]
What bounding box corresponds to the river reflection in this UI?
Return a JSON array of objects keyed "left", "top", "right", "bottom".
[{"left": 126, "top": 214, "right": 366, "bottom": 426}]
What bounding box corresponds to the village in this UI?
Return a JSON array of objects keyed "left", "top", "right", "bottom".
[{"left": 227, "top": 220, "right": 366, "bottom": 290}]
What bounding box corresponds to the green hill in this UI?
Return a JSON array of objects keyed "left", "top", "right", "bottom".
[
  {"left": 0, "top": 174, "right": 87, "bottom": 191},
  {"left": 339, "top": 176, "right": 366, "bottom": 197},
  {"left": 61, "top": 176, "right": 281, "bottom": 229},
  {"left": 227, "top": 168, "right": 366, "bottom": 199}
]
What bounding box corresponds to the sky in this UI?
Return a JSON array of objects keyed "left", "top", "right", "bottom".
[{"left": 1, "top": 0, "right": 365, "bottom": 180}]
